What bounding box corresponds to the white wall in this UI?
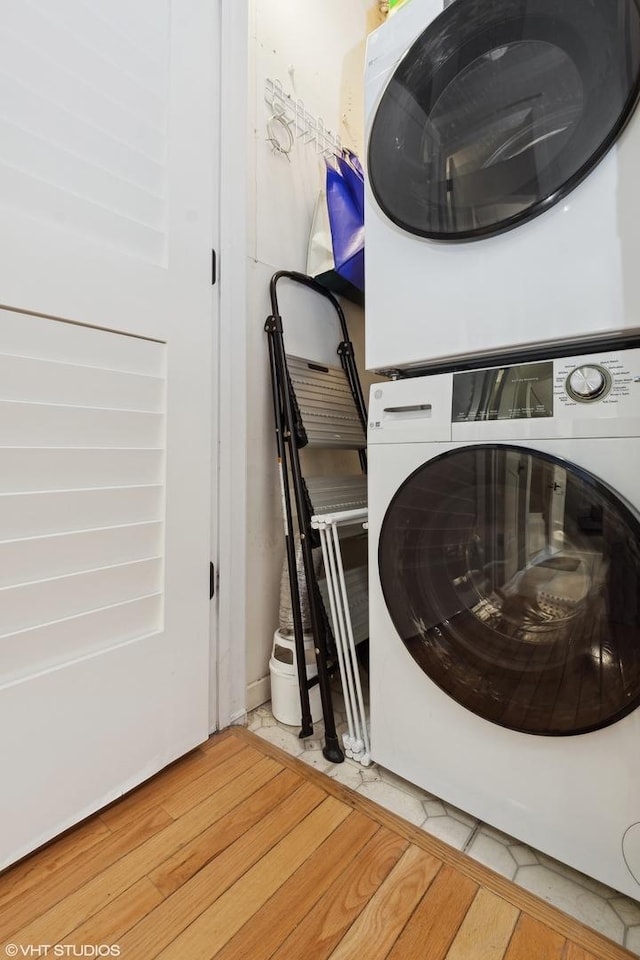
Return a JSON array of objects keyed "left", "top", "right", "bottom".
[{"left": 245, "top": 0, "right": 384, "bottom": 709}]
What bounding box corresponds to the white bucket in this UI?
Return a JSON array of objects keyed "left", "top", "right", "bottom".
[{"left": 269, "top": 629, "right": 322, "bottom": 726}]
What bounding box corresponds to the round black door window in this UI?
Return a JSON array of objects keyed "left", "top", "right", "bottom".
[
  {"left": 379, "top": 445, "right": 640, "bottom": 735},
  {"left": 368, "top": 0, "right": 640, "bottom": 240}
]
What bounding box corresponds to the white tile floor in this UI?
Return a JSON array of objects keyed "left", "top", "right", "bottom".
[{"left": 247, "top": 695, "right": 640, "bottom": 955}]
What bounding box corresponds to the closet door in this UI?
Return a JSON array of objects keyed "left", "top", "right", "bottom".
[{"left": 0, "top": 0, "right": 218, "bottom": 866}]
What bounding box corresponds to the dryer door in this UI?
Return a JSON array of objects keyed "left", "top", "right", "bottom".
[
  {"left": 378, "top": 444, "right": 640, "bottom": 735},
  {"left": 368, "top": 0, "right": 640, "bottom": 240}
]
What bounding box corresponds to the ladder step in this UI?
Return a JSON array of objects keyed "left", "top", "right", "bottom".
[
  {"left": 304, "top": 475, "right": 367, "bottom": 516},
  {"left": 286, "top": 355, "right": 366, "bottom": 450}
]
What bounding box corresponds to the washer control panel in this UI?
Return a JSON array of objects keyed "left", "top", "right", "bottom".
[
  {"left": 556, "top": 350, "right": 637, "bottom": 410},
  {"left": 369, "top": 347, "right": 640, "bottom": 444},
  {"left": 565, "top": 364, "right": 612, "bottom": 402},
  {"left": 450, "top": 347, "right": 639, "bottom": 424}
]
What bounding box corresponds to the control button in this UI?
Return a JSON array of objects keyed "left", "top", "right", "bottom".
[
  {"left": 569, "top": 366, "right": 604, "bottom": 396},
  {"left": 565, "top": 365, "right": 611, "bottom": 402}
]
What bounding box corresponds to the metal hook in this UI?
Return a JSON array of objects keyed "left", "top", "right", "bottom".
[{"left": 266, "top": 113, "right": 294, "bottom": 160}]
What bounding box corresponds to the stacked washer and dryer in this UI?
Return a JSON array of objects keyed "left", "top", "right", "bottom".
[{"left": 365, "top": 0, "right": 640, "bottom": 898}]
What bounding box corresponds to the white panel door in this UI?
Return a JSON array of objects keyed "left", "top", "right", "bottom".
[{"left": 0, "top": 0, "right": 218, "bottom": 867}]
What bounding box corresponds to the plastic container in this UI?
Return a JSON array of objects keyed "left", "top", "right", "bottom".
[{"left": 269, "top": 629, "right": 322, "bottom": 726}]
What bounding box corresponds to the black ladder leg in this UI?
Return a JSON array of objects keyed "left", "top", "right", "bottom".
[{"left": 265, "top": 329, "right": 314, "bottom": 737}]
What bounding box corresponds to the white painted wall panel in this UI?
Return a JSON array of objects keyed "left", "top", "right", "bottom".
[
  {"left": 0, "top": 522, "right": 163, "bottom": 588},
  {"left": 0, "top": 0, "right": 169, "bottom": 263},
  {"left": 0, "top": 118, "right": 165, "bottom": 225},
  {"left": 0, "top": 557, "right": 162, "bottom": 636},
  {"left": 0, "top": 595, "right": 162, "bottom": 686},
  {"left": 0, "top": 311, "right": 165, "bottom": 374},
  {"left": 0, "top": 70, "right": 164, "bottom": 194},
  {"left": 0, "top": 164, "right": 166, "bottom": 264},
  {"left": 2, "top": 0, "right": 166, "bottom": 127},
  {"left": 0, "top": 354, "right": 164, "bottom": 410},
  {"left": 0, "top": 401, "right": 163, "bottom": 447},
  {"left": 0, "top": 28, "right": 165, "bottom": 159},
  {"left": 0, "top": 315, "right": 166, "bottom": 687},
  {"left": 28, "top": 0, "right": 168, "bottom": 92},
  {"left": 0, "top": 486, "right": 163, "bottom": 540},
  {"left": 0, "top": 449, "right": 162, "bottom": 493},
  {"left": 82, "top": 0, "right": 169, "bottom": 56}
]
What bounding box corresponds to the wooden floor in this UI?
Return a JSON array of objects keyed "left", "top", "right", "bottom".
[{"left": 0, "top": 727, "right": 635, "bottom": 960}]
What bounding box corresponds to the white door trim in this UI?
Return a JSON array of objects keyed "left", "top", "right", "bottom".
[{"left": 214, "top": 0, "right": 249, "bottom": 730}]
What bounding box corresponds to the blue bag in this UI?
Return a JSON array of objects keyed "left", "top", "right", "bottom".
[
  {"left": 325, "top": 149, "right": 365, "bottom": 294},
  {"left": 307, "top": 149, "right": 365, "bottom": 306}
]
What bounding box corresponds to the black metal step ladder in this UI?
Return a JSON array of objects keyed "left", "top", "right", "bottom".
[{"left": 265, "top": 270, "right": 368, "bottom": 762}]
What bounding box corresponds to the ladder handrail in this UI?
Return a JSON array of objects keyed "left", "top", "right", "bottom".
[
  {"left": 269, "top": 271, "right": 368, "bottom": 450},
  {"left": 270, "top": 270, "right": 350, "bottom": 342}
]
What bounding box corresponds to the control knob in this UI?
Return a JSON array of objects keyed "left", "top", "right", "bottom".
[{"left": 565, "top": 365, "right": 611, "bottom": 402}]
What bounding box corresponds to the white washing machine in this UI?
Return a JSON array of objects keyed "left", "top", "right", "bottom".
[
  {"left": 368, "top": 346, "right": 640, "bottom": 897},
  {"left": 365, "top": 0, "right": 640, "bottom": 372}
]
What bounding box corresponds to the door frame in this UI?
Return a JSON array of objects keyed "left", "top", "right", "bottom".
[{"left": 213, "top": 0, "right": 249, "bottom": 731}]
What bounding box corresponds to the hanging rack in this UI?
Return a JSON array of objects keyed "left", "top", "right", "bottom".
[
  {"left": 312, "top": 509, "right": 370, "bottom": 765},
  {"left": 265, "top": 78, "right": 343, "bottom": 159}
]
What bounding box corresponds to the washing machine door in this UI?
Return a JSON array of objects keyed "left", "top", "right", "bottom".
[
  {"left": 378, "top": 444, "right": 640, "bottom": 735},
  {"left": 368, "top": 0, "right": 640, "bottom": 240}
]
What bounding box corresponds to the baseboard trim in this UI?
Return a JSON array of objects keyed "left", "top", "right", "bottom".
[{"left": 246, "top": 675, "right": 270, "bottom": 712}]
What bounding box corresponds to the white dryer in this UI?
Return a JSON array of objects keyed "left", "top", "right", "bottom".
[
  {"left": 365, "top": 0, "right": 640, "bottom": 372},
  {"left": 368, "top": 346, "right": 640, "bottom": 897}
]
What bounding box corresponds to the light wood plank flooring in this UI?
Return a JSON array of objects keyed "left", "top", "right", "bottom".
[{"left": 0, "top": 727, "right": 635, "bottom": 960}]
